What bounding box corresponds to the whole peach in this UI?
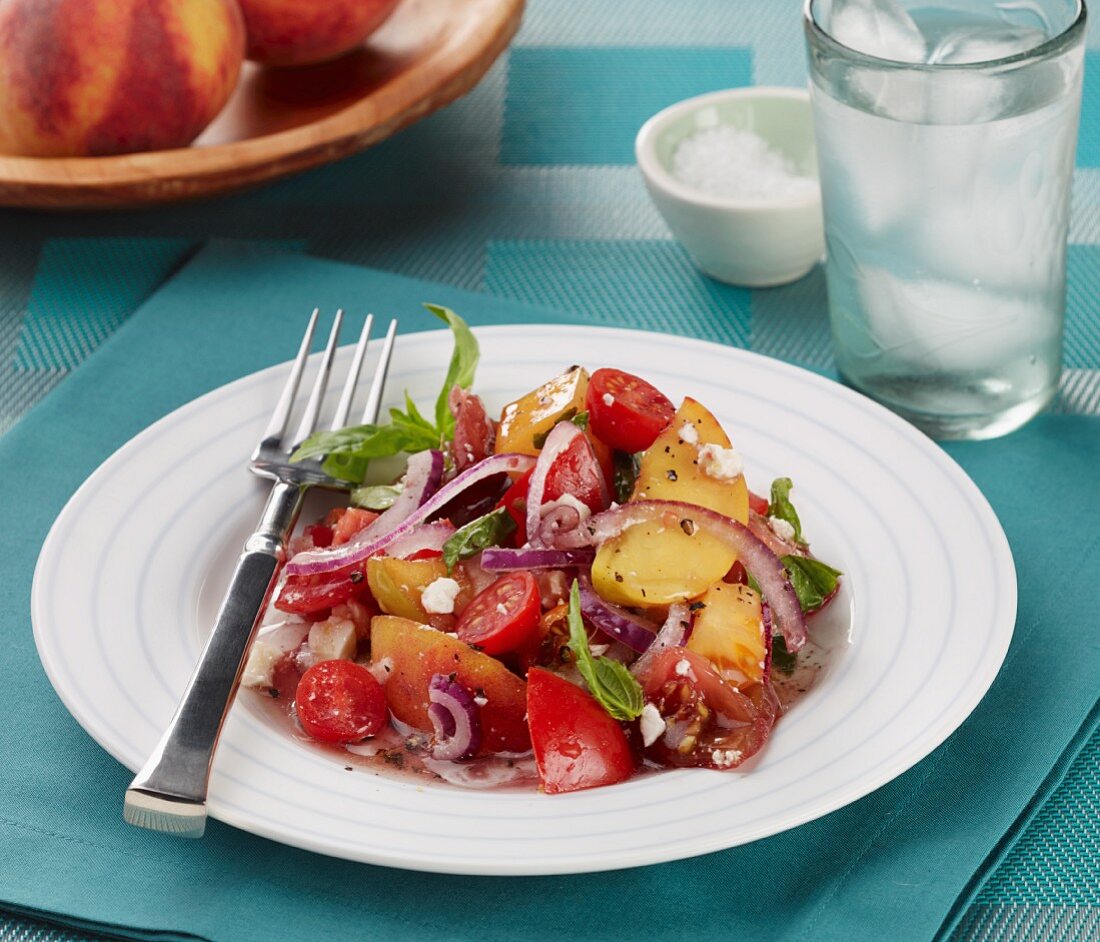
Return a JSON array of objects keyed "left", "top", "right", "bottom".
[
  {"left": 0, "top": 0, "right": 245, "bottom": 157},
  {"left": 237, "top": 0, "right": 401, "bottom": 68}
]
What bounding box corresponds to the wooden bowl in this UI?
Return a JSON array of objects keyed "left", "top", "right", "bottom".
[{"left": 0, "top": 0, "right": 523, "bottom": 210}]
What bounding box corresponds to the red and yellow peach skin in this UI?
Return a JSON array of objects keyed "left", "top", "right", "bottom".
[
  {"left": 236, "top": 0, "right": 401, "bottom": 68},
  {"left": 0, "top": 0, "right": 245, "bottom": 157}
]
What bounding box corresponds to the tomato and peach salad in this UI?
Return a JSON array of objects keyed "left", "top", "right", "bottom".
[{"left": 241, "top": 309, "right": 842, "bottom": 794}]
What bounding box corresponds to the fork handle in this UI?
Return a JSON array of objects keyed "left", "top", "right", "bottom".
[{"left": 123, "top": 480, "right": 305, "bottom": 838}]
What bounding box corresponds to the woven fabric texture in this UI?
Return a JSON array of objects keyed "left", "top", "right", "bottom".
[{"left": 0, "top": 0, "right": 1097, "bottom": 938}]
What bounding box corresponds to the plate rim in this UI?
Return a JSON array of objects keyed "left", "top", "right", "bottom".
[{"left": 31, "top": 323, "right": 1017, "bottom": 874}]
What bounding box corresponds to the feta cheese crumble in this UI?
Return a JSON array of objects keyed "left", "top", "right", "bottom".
[
  {"left": 674, "top": 658, "right": 693, "bottom": 677},
  {"left": 710, "top": 748, "right": 743, "bottom": 768},
  {"left": 768, "top": 515, "right": 797, "bottom": 542},
  {"left": 602, "top": 392, "right": 615, "bottom": 407},
  {"left": 421, "top": 577, "right": 462, "bottom": 615},
  {"left": 678, "top": 422, "right": 699, "bottom": 444},
  {"left": 367, "top": 657, "right": 393, "bottom": 684},
  {"left": 698, "top": 443, "right": 744, "bottom": 481},
  {"left": 639, "top": 703, "right": 666, "bottom": 747}
]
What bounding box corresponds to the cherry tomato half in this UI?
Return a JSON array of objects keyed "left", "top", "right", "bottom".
[
  {"left": 294, "top": 660, "right": 386, "bottom": 744},
  {"left": 455, "top": 571, "right": 541, "bottom": 656},
  {"left": 543, "top": 433, "right": 606, "bottom": 515},
  {"left": 585, "top": 368, "right": 675, "bottom": 454},
  {"left": 527, "top": 667, "right": 634, "bottom": 794}
]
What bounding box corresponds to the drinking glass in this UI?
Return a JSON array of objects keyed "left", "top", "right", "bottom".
[{"left": 804, "top": 0, "right": 1086, "bottom": 439}]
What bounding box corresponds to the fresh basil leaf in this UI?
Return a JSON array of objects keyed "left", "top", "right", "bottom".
[
  {"left": 612, "top": 451, "right": 638, "bottom": 504},
  {"left": 782, "top": 555, "right": 842, "bottom": 613},
  {"left": 769, "top": 478, "right": 803, "bottom": 543},
  {"left": 291, "top": 306, "right": 480, "bottom": 483},
  {"left": 350, "top": 483, "right": 403, "bottom": 510},
  {"left": 291, "top": 423, "right": 384, "bottom": 463},
  {"left": 390, "top": 392, "right": 435, "bottom": 433},
  {"left": 771, "top": 635, "right": 798, "bottom": 675},
  {"left": 442, "top": 507, "right": 516, "bottom": 573},
  {"left": 566, "top": 581, "right": 644, "bottom": 721},
  {"left": 425, "top": 304, "right": 479, "bottom": 437},
  {"left": 293, "top": 422, "right": 434, "bottom": 482},
  {"left": 571, "top": 410, "right": 590, "bottom": 431},
  {"left": 388, "top": 415, "right": 440, "bottom": 452}
]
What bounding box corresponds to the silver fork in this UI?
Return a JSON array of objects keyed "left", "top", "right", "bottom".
[{"left": 123, "top": 309, "right": 398, "bottom": 838}]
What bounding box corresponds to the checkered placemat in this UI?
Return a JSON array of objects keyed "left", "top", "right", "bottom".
[{"left": 1, "top": 1, "right": 1097, "bottom": 939}]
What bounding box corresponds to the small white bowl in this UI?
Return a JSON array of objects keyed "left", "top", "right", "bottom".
[{"left": 636, "top": 87, "right": 825, "bottom": 288}]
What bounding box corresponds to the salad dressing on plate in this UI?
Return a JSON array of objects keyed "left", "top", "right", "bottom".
[{"left": 245, "top": 581, "right": 851, "bottom": 791}]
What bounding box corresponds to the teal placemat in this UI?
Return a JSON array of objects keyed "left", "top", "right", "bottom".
[
  {"left": 0, "top": 0, "right": 1098, "bottom": 937},
  {"left": 0, "top": 241, "right": 1098, "bottom": 942}
]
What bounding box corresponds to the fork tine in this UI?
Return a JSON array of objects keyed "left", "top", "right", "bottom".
[
  {"left": 291, "top": 309, "right": 344, "bottom": 447},
  {"left": 261, "top": 308, "right": 319, "bottom": 445},
  {"left": 361, "top": 318, "right": 397, "bottom": 424},
  {"left": 330, "top": 313, "right": 373, "bottom": 430}
]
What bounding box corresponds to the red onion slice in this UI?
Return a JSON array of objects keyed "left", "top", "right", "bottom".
[
  {"left": 526, "top": 420, "right": 584, "bottom": 545},
  {"left": 535, "top": 503, "right": 582, "bottom": 547},
  {"left": 631, "top": 601, "right": 692, "bottom": 678},
  {"left": 349, "top": 449, "right": 444, "bottom": 546},
  {"left": 747, "top": 509, "right": 808, "bottom": 559},
  {"left": 382, "top": 520, "right": 456, "bottom": 560},
  {"left": 427, "top": 673, "right": 482, "bottom": 760},
  {"left": 577, "top": 576, "right": 658, "bottom": 653},
  {"left": 286, "top": 453, "right": 536, "bottom": 576},
  {"left": 525, "top": 421, "right": 608, "bottom": 545},
  {"left": 480, "top": 547, "right": 595, "bottom": 571},
  {"left": 560, "top": 500, "right": 808, "bottom": 653},
  {"left": 761, "top": 599, "right": 774, "bottom": 684}
]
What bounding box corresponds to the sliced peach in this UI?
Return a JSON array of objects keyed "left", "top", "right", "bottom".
[
  {"left": 686, "top": 582, "right": 768, "bottom": 686},
  {"left": 370, "top": 616, "right": 530, "bottom": 755},
  {"left": 366, "top": 556, "right": 449, "bottom": 623},
  {"left": 495, "top": 367, "right": 591, "bottom": 457},
  {"left": 592, "top": 398, "right": 749, "bottom": 607}
]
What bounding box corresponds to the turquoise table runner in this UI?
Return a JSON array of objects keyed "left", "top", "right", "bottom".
[
  {"left": 0, "top": 0, "right": 1098, "bottom": 938},
  {"left": 0, "top": 241, "right": 1098, "bottom": 942}
]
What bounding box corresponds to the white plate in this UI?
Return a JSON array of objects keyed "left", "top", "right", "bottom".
[{"left": 32, "top": 325, "right": 1015, "bottom": 876}]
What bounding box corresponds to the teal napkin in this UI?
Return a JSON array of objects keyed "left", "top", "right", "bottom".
[{"left": 3, "top": 241, "right": 1097, "bottom": 942}]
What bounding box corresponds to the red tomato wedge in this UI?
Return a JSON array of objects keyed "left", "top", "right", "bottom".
[
  {"left": 748, "top": 491, "right": 770, "bottom": 517},
  {"left": 635, "top": 648, "right": 778, "bottom": 770},
  {"left": 543, "top": 433, "right": 606, "bottom": 514},
  {"left": 295, "top": 660, "right": 386, "bottom": 744},
  {"left": 527, "top": 668, "right": 634, "bottom": 794},
  {"left": 404, "top": 548, "right": 443, "bottom": 562},
  {"left": 585, "top": 368, "right": 675, "bottom": 454},
  {"left": 304, "top": 523, "right": 334, "bottom": 548},
  {"left": 330, "top": 507, "right": 379, "bottom": 546},
  {"left": 495, "top": 467, "right": 534, "bottom": 547},
  {"left": 450, "top": 387, "right": 496, "bottom": 471},
  {"left": 456, "top": 571, "right": 541, "bottom": 656},
  {"left": 274, "top": 566, "right": 367, "bottom": 615}
]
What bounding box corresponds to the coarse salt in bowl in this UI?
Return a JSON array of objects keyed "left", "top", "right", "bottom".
[{"left": 636, "top": 87, "right": 825, "bottom": 287}]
